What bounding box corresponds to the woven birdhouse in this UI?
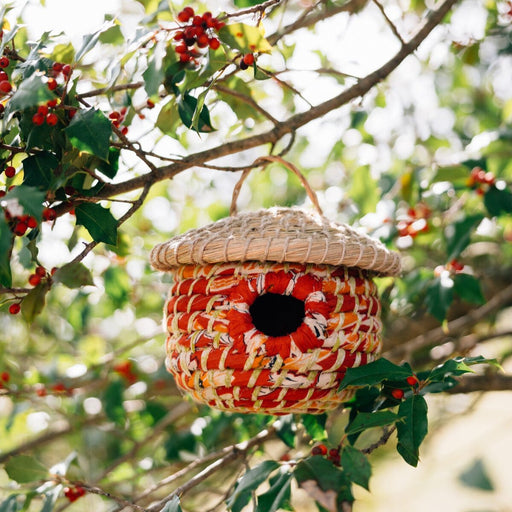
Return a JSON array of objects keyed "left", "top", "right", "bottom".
[{"left": 150, "top": 207, "right": 401, "bottom": 415}]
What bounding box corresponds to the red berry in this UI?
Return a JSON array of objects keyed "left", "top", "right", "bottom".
[
  {"left": 37, "top": 104, "right": 49, "bottom": 116},
  {"left": 62, "top": 64, "right": 71, "bottom": 76},
  {"left": 13, "top": 221, "right": 28, "bottom": 236},
  {"left": 1, "top": 371, "right": 10, "bottom": 382},
  {"left": 8, "top": 303, "right": 20, "bottom": 315},
  {"left": 36, "top": 386, "right": 47, "bottom": 397},
  {"left": 0, "top": 190, "right": 5, "bottom": 198},
  {"left": 406, "top": 375, "right": 419, "bottom": 386},
  {"left": 311, "top": 444, "right": 328, "bottom": 456},
  {"left": 46, "top": 113, "right": 58, "bottom": 126},
  {"left": 209, "top": 38, "right": 220, "bottom": 50},
  {"left": 177, "top": 8, "right": 193, "bottom": 23},
  {"left": 109, "top": 111, "right": 121, "bottom": 120},
  {"left": 4, "top": 166, "right": 15, "bottom": 178},
  {"left": 52, "top": 62, "right": 63, "bottom": 73},
  {"left": 0, "top": 56, "right": 9, "bottom": 68},
  {"left": 52, "top": 382, "right": 67, "bottom": 394},
  {"left": 174, "top": 31, "right": 184, "bottom": 41},
  {"left": 239, "top": 60, "right": 249, "bottom": 70},
  {"left": 47, "top": 98, "right": 58, "bottom": 108},
  {"left": 47, "top": 78, "right": 58, "bottom": 91},
  {"left": 32, "top": 112, "right": 45, "bottom": 126},
  {"left": 28, "top": 273, "right": 41, "bottom": 286},
  {"left": 68, "top": 108, "right": 77, "bottom": 119},
  {"left": 42, "top": 207, "right": 56, "bottom": 221},
  {"left": 0, "top": 80, "right": 12, "bottom": 93},
  {"left": 0, "top": 104, "right": 4, "bottom": 114},
  {"left": 243, "top": 53, "right": 255, "bottom": 66},
  {"left": 175, "top": 44, "right": 187, "bottom": 54},
  {"left": 146, "top": 99, "right": 155, "bottom": 109},
  {"left": 328, "top": 448, "right": 339, "bottom": 458},
  {"left": 0, "top": 71, "right": 7, "bottom": 81},
  {"left": 391, "top": 388, "right": 405, "bottom": 400},
  {"left": 27, "top": 216, "right": 38, "bottom": 228},
  {"left": 121, "top": 126, "right": 128, "bottom": 135},
  {"left": 197, "top": 34, "right": 209, "bottom": 48},
  {"left": 35, "top": 266, "right": 46, "bottom": 277}
]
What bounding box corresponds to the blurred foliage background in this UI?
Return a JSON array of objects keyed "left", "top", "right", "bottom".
[{"left": 1, "top": 0, "right": 512, "bottom": 510}]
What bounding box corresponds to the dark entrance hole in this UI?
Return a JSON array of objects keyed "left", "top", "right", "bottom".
[{"left": 249, "top": 293, "right": 305, "bottom": 337}]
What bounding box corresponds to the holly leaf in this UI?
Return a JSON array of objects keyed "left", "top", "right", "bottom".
[
  {"left": 340, "top": 446, "right": 372, "bottom": 490},
  {"left": 5, "top": 74, "right": 54, "bottom": 115},
  {"left": 21, "top": 283, "right": 50, "bottom": 323},
  {"left": 0, "top": 214, "right": 13, "bottom": 287},
  {"left": 425, "top": 276, "right": 453, "bottom": 322},
  {"left": 65, "top": 108, "right": 112, "bottom": 161},
  {"left": 104, "top": 380, "right": 125, "bottom": 425},
  {"left": 301, "top": 414, "right": 327, "bottom": 441},
  {"left": 5, "top": 455, "right": 48, "bottom": 483},
  {"left": 445, "top": 214, "right": 484, "bottom": 261},
  {"left": 484, "top": 185, "right": 512, "bottom": 217},
  {"left": 75, "top": 21, "right": 115, "bottom": 62},
  {"left": 53, "top": 262, "right": 94, "bottom": 288},
  {"left": 427, "top": 356, "right": 499, "bottom": 383},
  {"left": 75, "top": 203, "right": 117, "bottom": 245},
  {"left": 22, "top": 152, "right": 59, "bottom": 191},
  {"left": 396, "top": 395, "right": 428, "bottom": 467},
  {"left": 177, "top": 93, "right": 214, "bottom": 133},
  {"left": 275, "top": 414, "right": 295, "bottom": 448},
  {"left": 453, "top": 273, "right": 485, "bottom": 305},
  {"left": 161, "top": 496, "right": 183, "bottom": 512},
  {"left": 4, "top": 185, "right": 45, "bottom": 220},
  {"left": 256, "top": 471, "right": 293, "bottom": 512},
  {"left": 339, "top": 358, "right": 412, "bottom": 391},
  {"left": 218, "top": 23, "right": 272, "bottom": 53},
  {"left": 226, "top": 461, "right": 279, "bottom": 512},
  {"left": 345, "top": 411, "right": 403, "bottom": 435}
]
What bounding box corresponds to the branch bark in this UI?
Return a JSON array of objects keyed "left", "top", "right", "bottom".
[{"left": 91, "top": 0, "right": 458, "bottom": 201}]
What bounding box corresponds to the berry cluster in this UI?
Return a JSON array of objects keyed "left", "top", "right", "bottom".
[
  {"left": 397, "top": 203, "right": 431, "bottom": 239},
  {"left": 173, "top": 8, "right": 224, "bottom": 64},
  {"left": 311, "top": 444, "right": 341, "bottom": 466},
  {"left": 113, "top": 360, "right": 138, "bottom": 384},
  {"left": 109, "top": 107, "right": 129, "bottom": 135},
  {"left": 466, "top": 166, "right": 495, "bottom": 195},
  {"left": 32, "top": 102, "right": 59, "bottom": 127},
  {"left": 0, "top": 56, "right": 13, "bottom": 95},
  {"left": 3, "top": 208, "right": 38, "bottom": 237},
  {"left": 63, "top": 486, "right": 86, "bottom": 503},
  {"left": 434, "top": 258, "right": 465, "bottom": 277}
]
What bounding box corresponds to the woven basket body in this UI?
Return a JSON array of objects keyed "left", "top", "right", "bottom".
[
  {"left": 165, "top": 261, "right": 382, "bottom": 414},
  {"left": 151, "top": 207, "right": 401, "bottom": 415}
]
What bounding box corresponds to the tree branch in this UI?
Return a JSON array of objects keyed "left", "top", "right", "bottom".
[
  {"left": 446, "top": 373, "right": 512, "bottom": 393},
  {"left": 91, "top": 0, "right": 458, "bottom": 201},
  {"left": 386, "top": 283, "right": 512, "bottom": 361}
]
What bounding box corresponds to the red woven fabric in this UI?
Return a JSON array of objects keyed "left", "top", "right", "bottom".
[{"left": 165, "top": 262, "right": 382, "bottom": 414}]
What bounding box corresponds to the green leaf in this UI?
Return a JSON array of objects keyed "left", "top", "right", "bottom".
[
  {"left": 301, "top": 414, "right": 327, "bottom": 441},
  {"left": 0, "top": 494, "right": 22, "bottom": 512},
  {"left": 160, "top": 496, "right": 183, "bottom": 512},
  {"left": 340, "top": 446, "right": 372, "bottom": 490},
  {"left": 345, "top": 411, "right": 403, "bottom": 435},
  {"left": 339, "top": 358, "right": 412, "bottom": 391},
  {"left": 5, "top": 455, "right": 48, "bottom": 483},
  {"left": 22, "top": 152, "right": 59, "bottom": 191},
  {"left": 432, "top": 165, "right": 471, "bottom": 183},
  {"left": 427, "top": 356, "right": 499, "bottom": 383},
  {"left": 21, "top": 283, "right": 50, "bottom": 323},
  {"left": 396, "top": 395, "right": 428, "bottom": 467},
  {"left": 5, "top": 74, "right": 54, "bottom": 114},
  {"left": 256, "top": 471, "right": 293, "bottom": 512},
  {"left": 0, "top": 215, "right": 13, "bottom": 287},
  {"left": 458, "top": 459, "right": 494, "bottom": 491},
  {"left": 275, "top": 414, "right": 295, "bottom": 448},
  {"left": 294, "top": 456, "right": 353, "bottom": 502},
  {"left": 75, "top": 22, "right": 115, "bottom": 62},
  {"left": 4, "top": 186, "right": 45, "bottom": 220},
  {"left": 349, "top": 166, "right": 379, "bottom": 215},
  {"left": 453, "top": 273, "right": 485, "bottom": 305},
  {"left": 445, "top": 214, "right": 484, "bottom": 261},
  {"left": 177, "top": 94, "right": 214, "bottom": 133},
  {"left": 96, "top": 147, "right": 120, "bottom": 179},
  {"left": 218, "top": 23, "right": 272, "bottom": 54},
  {"left": 425, "top": 277, "right": 453, "bottom": 323},
  {"left": 104, "top": 380, "right": 125, "bottom": 426},
  {"left": 484, "top": 185, "right": 512, "bottom": 216},
  {"left": 156, "top": 99, "right": 181, "bottom": 137},
  {"left": 75, "top": 203, "right": 117, "bottom": 245},
  {"left": 40, "top": 485, "right": 62, "bottom": 512},
  {"left": 53, "top": 262, "right": 94, "bottom": 288},
  {"left": 65, "top": 108, "right": 112, "bottom": 161},
  {"left": 104, "top": 266, "right": 131, "bottom": 308},
  {"left": 226, "top": 461, "right": 279, "bottom": 512}
]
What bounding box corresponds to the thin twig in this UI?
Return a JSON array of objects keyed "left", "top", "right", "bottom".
[{"left": 372, "top": 0, "right": 405, "bottom": 44}]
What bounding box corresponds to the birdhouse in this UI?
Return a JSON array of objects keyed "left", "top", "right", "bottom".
[{"left": 150, "top": 207, "right": 401, "bottom": 415}]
